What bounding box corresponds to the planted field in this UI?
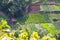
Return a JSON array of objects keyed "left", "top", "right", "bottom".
[
  {"left": 40, "top": 5, "right": 60, "bottom": 11},
  {"left": 25, "top": 13, "right": 50, "bottom": 23}
]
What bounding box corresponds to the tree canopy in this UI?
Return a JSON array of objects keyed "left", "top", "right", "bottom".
[{"left": 0, "top": 0, "right": 30, "bottom": 19}]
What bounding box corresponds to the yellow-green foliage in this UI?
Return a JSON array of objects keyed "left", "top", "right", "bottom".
[
  {"left": 25, "top": 13, "right": 50, "bottom": 23},
  {"left": 0, "top": 32, "right": 14, "bottom": 40},
  {"left": 0, "top": 29, "right": 57, "bottom": 40},
  {"left": 54, "top": 5, "right": 60, "bottom": 11},
  {"left": 0, "top": 30, "right": 16, "bottom": 40},
  {"left": 30, "top": 32, "right": 40, "bottom": 40},
  {"left": 0, "top": 19, "right": 58, "bottom": 40},
  {"left": 0, "top": 19, "right": 10, "bottom": 30},
  {"left": 41, "top": 23, "right": 57, "bottom": 34},
  {"left": 16, "top": 32, "right": 28, "bottom": 40},
  {"left": 41, "top": 35, "right": 56, "bottom": 40}
]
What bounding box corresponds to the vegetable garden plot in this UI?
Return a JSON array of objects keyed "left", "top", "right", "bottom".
[{"left": 40, "top": 5, "right": 60, "bottom": 11}]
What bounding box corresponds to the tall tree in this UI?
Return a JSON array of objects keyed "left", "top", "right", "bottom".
[{"left": 0, "top": 0, "right": 30, "bottom": 19}]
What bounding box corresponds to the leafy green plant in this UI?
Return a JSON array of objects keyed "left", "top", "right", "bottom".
[
  {"left": 55, "top": 32, "right": 60, "bottom": 40},
  {"left": 30, "top": 32, "right": 40, "bottom": 40},
  {"left": 0, "top": 19, "right": 10, "bottom": 30},
  {"left": 30, "top": 23, "right": 38, "bottom": 32},
  {"left": 41, "top": 35, "right": 56, "bottom": 40},
  {"left": 16, "top": 31, "right": 28, "bottom": 40},
  {"left": 41, "top": 23, "right": 57, "bottom": 34},
  {"left": 26, "top": 28, "right": 32, "bottom": 37}
]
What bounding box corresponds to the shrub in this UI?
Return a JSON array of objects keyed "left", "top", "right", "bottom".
[{"left": 0, "top": 19, "right": 10, "bottom": 30}]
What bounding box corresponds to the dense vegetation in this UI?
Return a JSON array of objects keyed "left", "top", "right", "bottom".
[
  {"left": 0, "top": 19, "right": 60, "bottom": 40},
  {"left": 40, "top": 5, "right": 60, "bottom": 11},
  {"left": 0, "top": 0, "right": 60, "bottom": 40},
  {"left": 0, "top": 0, "right": 30, "bottom": 20}
]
